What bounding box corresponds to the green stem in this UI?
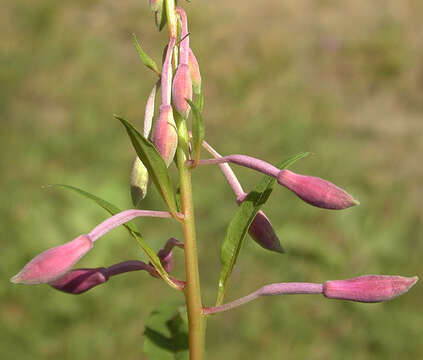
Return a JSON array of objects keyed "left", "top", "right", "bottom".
[
  {"left": 167, "top": 3, "right": 206, "bottom": 358},
  {"left": 177, "top": 142, "right": 206, "bottom": 359}
]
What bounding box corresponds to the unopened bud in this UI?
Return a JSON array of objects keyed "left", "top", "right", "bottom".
[
  {"left": 149, "top": 0, "right": 162, "bottom": 12},
  {"left": 130, "top": 157, "right": 149, "bottom": 207},
  {"left": 237, "top": 193, "right": 284, "bottom": 253},
  {"left": 172, "top": 64, "right": 192, "bottom": 118},
  {"left": 249, "top": 210, "right": 284, "bottom": 253},
  {"left": 323, "top": 275, "right": 418, "bottom": 303},
  {"left": 50, "top": 268, "right": 108, "bottom": 295},
  {"left": 188, "top": 48, "right": 202, "bottom": 94},
  {"left": 149, "top": 0, "right": 166, "bottom": 30},
  {"left": 277, "top": 170, "right": 359, "bottom": 210},
  {"left": 11, "top": 235, "right": 93, "bottom": 285},
  {"left": 153, "top": 104, "right": 178, "bottom": 166},
  {"left": 157, "top": 249, "right": 174, "bottom": 273}
]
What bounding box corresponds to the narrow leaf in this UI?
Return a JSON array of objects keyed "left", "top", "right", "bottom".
[
  {"left": 186, "top": 98, "right": 205, "bottom": 166},
  {"left": 156, "top": 1, "right": 167, "bottom": 31},
  {"left": 216, "top": 152, "right": 310, "bottom": 305},
  {"left": 132, "top": 34, "right": 160, "bottom": 75},
  {"left": 48, "top": 184, "right": 177, "bottom": 288},
  {"left": 195, "top": 86, "right": 204, "bottom": 113},
  {"left": 115, "top": 116, "right": 179, "bottom": 219},
  {"left": 143, "top": 301, "right": 189, "bottom": 360}
]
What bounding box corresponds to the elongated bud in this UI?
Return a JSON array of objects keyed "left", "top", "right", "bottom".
[
  {"left": 172, "top": 64, "right": 192, "bottom": 118},
  {"left": 49, "top": 268, "right": 108, "bottom": 295},
  {"left": 188, "top": 48, "right": 202, "bottom": 94},
  {"left": 11, "top": 235, "right": 93, "bottom": 285},
  {"left": 130, "top": 157, "right": 149, "bottom": 207},
  {"left": 277, "top": 170, "right": 359, "bottom": 210},
  {"left": 323, "top": 275, "right": 418, "bottom": 303},
  {"left": 153, "top": 104, "right": 178, "bottom": 166}
]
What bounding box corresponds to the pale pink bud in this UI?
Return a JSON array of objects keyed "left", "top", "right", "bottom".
[
  {"left": 188, "top": 48, "right": 202, "bottom": 94},
  {"left": 130, "top": 157, "right": 149, "bottom": 207},
  {"left": 323, "top": 275, "right": 418, "bottom": 303},
  {"left": 49, "top": 268, "right": 108, "bottom": 294},
  {"left": 11, "top": 235, "right": 93, "bottom": 285},
  {"left": 277, "top": 169, "right": 359, "bottom": 210},
  {"left": 153, "top": 104, "right": 178, "bottom": 166},
  {"left": 172, "top": 64, "right": 192, "bottom": 118}
]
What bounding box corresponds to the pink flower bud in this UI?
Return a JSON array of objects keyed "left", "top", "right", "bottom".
[
  {"left": 277, "top": 169, "right": 359, "bottom": 210},
  {"left": 188, "top": 48, "right": 202, "bottom": 94},
  {"left": 153, "top": 104, "right": 178, "bottom": 166},
  {"left": 49, "top": 268, "right": 108, "bottom": 295},
  {"left": 248, "top": 210, "right": 284, "bottom": 253},
  {"left": 237, "top": 193, "right": 284, "bottom": 253},
  {"left": 323, "top": 275, "right": 418, "bottom": 303},
  {"left": 172, "top": 64, "right": 192, "bottom": 118},
  {"left": 11, "top": 235, "right": 93, "bottom": 285}
]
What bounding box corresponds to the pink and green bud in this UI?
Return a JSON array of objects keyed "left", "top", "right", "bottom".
[
  {"left": 49, "top": 267, "right": 108, "bottom": 295},
  {"left": 188, "top": 48, "right": 202, "bottom": 94},
  {"left": 153, "top": 104, "right": 178, "bottom": 166},
  {"left": 130, "top": 157, "right": 149, "bottom": 207},
  {"left": 277, "top": 170, "right": 359, "bottom": 210},
  {"left": 149, "top": 0, "right": 162, "bottom": 12},
  {"left": 10, "top": 235, "right": 93, "bottom": 285},
  {"left": 172, "top": 64, "right": 192, "bottom": 118},
  {"left": 323, "top": 275, "right": 418, "bottom": 303}
]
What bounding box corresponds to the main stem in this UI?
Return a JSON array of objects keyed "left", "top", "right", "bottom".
[
  {"left": 167, "top": 2, "right": 206, "bottom": 358},
  {"left": 177, "top": 135, "right": 206, "bottom": 359}
]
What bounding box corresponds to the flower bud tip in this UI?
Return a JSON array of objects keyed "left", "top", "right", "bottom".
[{"left": 10, "top": 235, "right": 93, "bottom": 285}]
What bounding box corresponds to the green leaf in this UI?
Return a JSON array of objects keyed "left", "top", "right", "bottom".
[
  {"left": 195, "top": 86, "right": 204, "bottom": 113},
  {"left": 155, "top": 0, "right": 167, "bottom": 31},
  {"left": 132, "top": 34, "right": 160, "bottom": 75},
  {"left": 143, "top": 301, "right": 189, "bottom": 360},
  {"left": 186, "top": 98, "right": 205, "bottom": 166},
  {"left": 115, "top": 116, "right": 179, "bottom": 219},
  {"left": 48, "top": 184, "right": 178, "bottom": 288},
  {"left": 216, "top": 152, "right": 310, "bottom": 305}
]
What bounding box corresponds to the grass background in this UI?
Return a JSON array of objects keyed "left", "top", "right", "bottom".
[{"left": 1, "top": 0, "right": 422, "bottom": 359}]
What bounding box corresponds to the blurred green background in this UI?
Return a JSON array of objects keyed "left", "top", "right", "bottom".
[{"left": 1, "top": 0, "right": 422, "bottom": 359}]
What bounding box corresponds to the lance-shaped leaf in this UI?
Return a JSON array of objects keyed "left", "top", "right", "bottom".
[
  {"left": 216, "top": 152, "right": 309, "bottom": 305},
  {"left": 186, "top": 98, "right": 204, "bottom": 166},
  {"left": 48, "top": 184, "right": 180, "bottom": 290},
  {"left": 132, "top": 34, "right": 160, "bottom": 75},
  {"left": 143, "top": 301, "right": 189, "bottom": 360},
  {"left": 195, "top": 86, "right": 204, "bottom": 114},
  {"left": 116, "top": 116, "right": 179, "bottom": 219}
]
